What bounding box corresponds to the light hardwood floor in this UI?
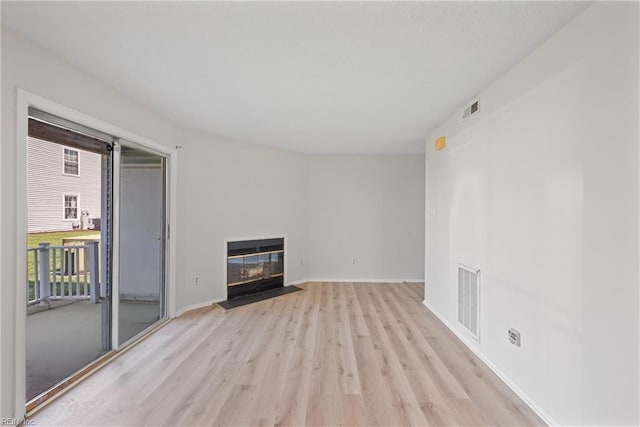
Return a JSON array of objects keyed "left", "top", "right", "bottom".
[{"left": 31, "top": 282, "right": 543, "bottom": 426}]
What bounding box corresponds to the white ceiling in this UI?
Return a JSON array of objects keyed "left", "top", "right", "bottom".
[{"left": 2, "top": 1, "right": 590, "bottom": 154}]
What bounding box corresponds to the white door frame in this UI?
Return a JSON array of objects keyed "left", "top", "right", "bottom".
[
  {"left": 15, "top": 89, "right": 178, "bottom": 417},
  {"left": 115, "top": 140, "right": 170, "bottom": 348}
]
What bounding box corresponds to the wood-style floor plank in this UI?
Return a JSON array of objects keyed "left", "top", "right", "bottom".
[{"left": 31, "top": 282, "right": 544, "bottom": 426}]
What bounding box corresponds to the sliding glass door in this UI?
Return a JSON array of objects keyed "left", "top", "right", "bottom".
[
  {"left": 22, "top": 105, "right": 173, "bottom": 412},
  {"left": 25, "top": 111, "right": 113, "bottom": 403},
  {"left": 117, "top": 145, "right": 167, "bottom": 345}
]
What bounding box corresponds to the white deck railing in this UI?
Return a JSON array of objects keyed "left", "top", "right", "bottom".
[{"left": 27, "top": 242, "right": 100, "bottom": 306}]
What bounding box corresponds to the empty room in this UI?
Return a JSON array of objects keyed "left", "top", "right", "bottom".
[{"left": 1, "top": 1, "right": 638, "bottom": 426}]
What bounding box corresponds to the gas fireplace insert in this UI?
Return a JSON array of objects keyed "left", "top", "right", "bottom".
[{"left": 226, "top": 237, "right": 284, "bottom": 299}]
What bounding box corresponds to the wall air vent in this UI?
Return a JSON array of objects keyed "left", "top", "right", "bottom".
[
  {"left": 463, "top": 99, "right": 480, "bottom": 119},
  {"left": 457, "top": 264, "right": 480, "bottom": 339}
]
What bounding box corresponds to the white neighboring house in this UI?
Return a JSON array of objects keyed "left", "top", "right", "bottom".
[{"left": 27, "top": 137, "right": 101, "bottom": 233}]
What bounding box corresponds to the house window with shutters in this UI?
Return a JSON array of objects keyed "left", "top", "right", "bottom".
[{"left": 63, "top": 147, "right": 79, "bottom": 176}]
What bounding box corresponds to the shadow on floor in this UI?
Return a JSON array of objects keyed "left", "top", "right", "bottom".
[{"left": 26, "top": 299, "right": 160, "bottom": 401}]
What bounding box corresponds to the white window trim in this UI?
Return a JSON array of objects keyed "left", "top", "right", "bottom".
[
  {"left": 62, "top": 146, "right": 80, "bottom": 177},
  {"left": 62, "top": 193, "right": 80, "bottom": 221}
]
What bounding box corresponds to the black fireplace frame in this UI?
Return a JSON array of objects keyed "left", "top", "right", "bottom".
[{"left": 226, "top": 237, "right": 284, "bottom": 299}]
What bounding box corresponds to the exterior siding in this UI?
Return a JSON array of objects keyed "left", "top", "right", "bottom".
[{"left": 27, "top": 137, "right": 102, "bottom": 233}]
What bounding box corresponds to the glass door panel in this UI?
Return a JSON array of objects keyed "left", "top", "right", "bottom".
[
  {"left": 118, "top": 146, "right": 166, "bottom": 345},
  {"left": 26, "top": 134, "right": 111, "bottom": 402}
]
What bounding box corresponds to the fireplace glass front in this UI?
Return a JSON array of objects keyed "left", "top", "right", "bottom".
[{"left": 226, "top": 238, "right": 284, "bottom": 298}]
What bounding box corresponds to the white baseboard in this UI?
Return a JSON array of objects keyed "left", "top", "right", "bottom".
[
  {"left": 174, "top": 298, "right": 224, "bottom": 317},
  {"left": 422, "top": 300, "right": 558, "bottom": 426},
  {"left": 303, "top": 278, "right": 424, "bottom": 284},
  {"left": 120, "top": 293, "right": 160, "bottom": 303}
]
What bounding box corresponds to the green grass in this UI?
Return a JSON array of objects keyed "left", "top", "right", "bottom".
[
  {"left": 27, "top": 230, "right": 99, "bottom": 250},
  {"left": 27, "top": 231, "right": 100, "bottom": 301}
]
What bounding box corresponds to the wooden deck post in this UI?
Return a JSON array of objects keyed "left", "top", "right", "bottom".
[
  {"left": 38, "top": 243, "right": 51, "bottom": 306},
  {"left": 89, "top": 241, "right": 100, "bottom": 304}
]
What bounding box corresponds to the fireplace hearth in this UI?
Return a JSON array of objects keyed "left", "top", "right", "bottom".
[{"left": 226, "top": 237, "right": 284, "bottom": 299}]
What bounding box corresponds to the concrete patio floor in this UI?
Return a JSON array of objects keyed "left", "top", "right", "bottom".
[{"left": 27, "top": 299, "right": 160, "bottom": 401}]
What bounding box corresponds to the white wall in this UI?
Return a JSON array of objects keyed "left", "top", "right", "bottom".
[
  {"left": 424, "top": 2, "right": 639, "bottom": 425},
  {"left": 308, "top": 155, "right": 424, "bottom": 281},
  {"left": 1, "top": 26, "right": 425, "bottom": 419},
  {"left": 119, "top": 165, "right": 164, "bottom": 301},
  {"left": 177, "top": 132, "right": 310, "bottom": 309}
]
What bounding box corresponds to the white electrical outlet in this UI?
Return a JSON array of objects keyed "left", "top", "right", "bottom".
[
  {"left": 352, "top": 258, "right": 357, "bottom": 265},
  {"left": 194, "top": 276, "right": 200, "bottom": 286},
  {"left": 508, "top": 328, "right": 521, "bottom": 347}
]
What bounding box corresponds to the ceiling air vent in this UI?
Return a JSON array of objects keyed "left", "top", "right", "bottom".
[
  {"left": 463, "top": 99, "right": 480, "bottom": 119},
  {"left": 458, "top": 264, "right": 480, "bottom": 340}
]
